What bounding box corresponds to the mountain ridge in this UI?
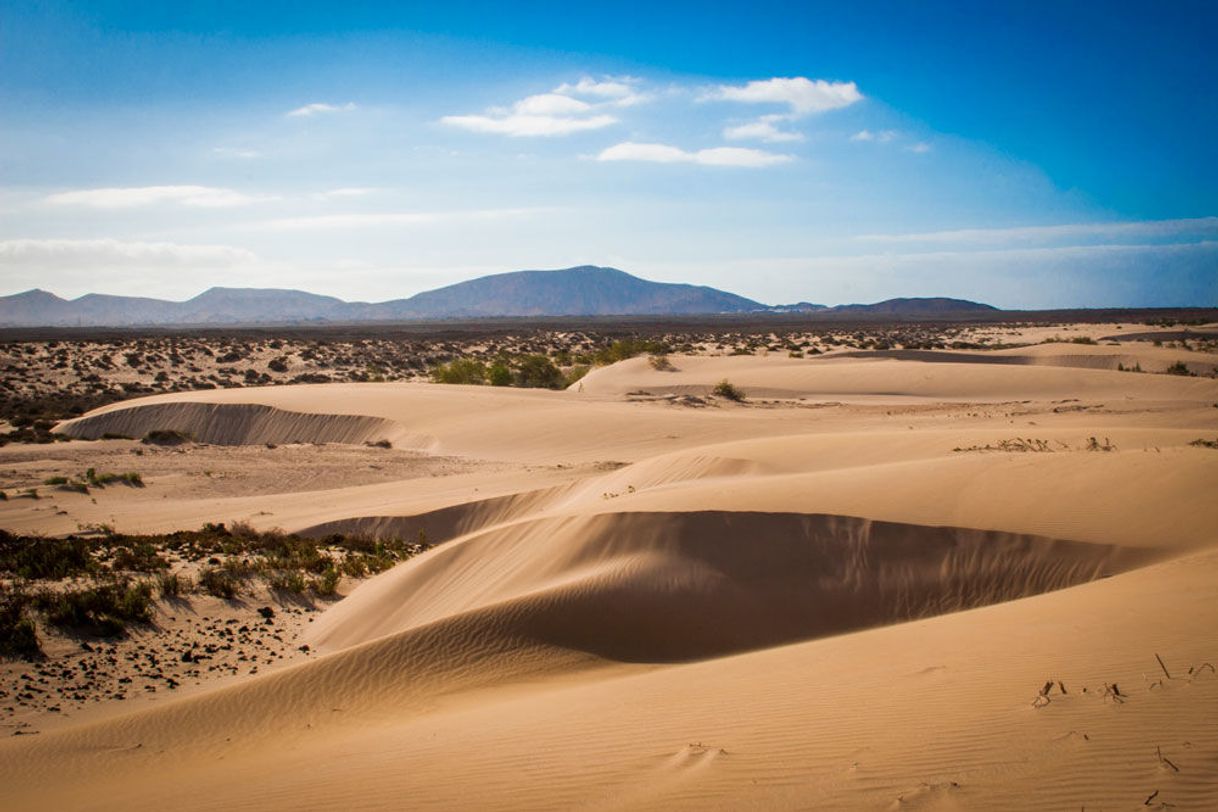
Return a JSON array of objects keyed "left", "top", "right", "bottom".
[{"left": 0, "top": 266, "right": 997, "bottom": 326}]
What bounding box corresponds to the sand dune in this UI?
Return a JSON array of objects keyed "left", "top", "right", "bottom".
[
  {"left": 58, "top": 401, "right": 397, "bottom": 446},
  {"left": 5, "top": 339, "right": 1218, "bottom": 810}
]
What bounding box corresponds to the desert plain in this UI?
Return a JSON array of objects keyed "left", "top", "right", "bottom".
[{"left": 1, "top": 318, "right": 1217, "bottom": 810}]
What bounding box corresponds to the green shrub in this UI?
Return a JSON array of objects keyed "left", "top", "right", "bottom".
[
  {"left": 712, "top": 379, "right": 746, "bottom": 402},
  {"left": 43, "top": 476, "right": 69, "bottom": 486},
  {"left": 431, "top": 358, "right": 487, "bottom": 385},
  {"left": 1166, "top": 361, "right": 1194, "bottom": 376},
  {"left": 514, "top": 354, "right": 565, "bottom": 389},
  {"left": 564, "top": 365, "right": 591, "bottom": 387},
  {"left": 594, "top": 339, "right": 669, "bottom": 365},
  {"left": 487, "top": 361, "right": 513, "bottom": 387}
]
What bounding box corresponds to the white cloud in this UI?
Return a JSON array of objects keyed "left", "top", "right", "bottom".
[
  {"left": 724, "top": 115, "right": 804, "bottom": 143},
  {"left": 250, "top": 207, "right": 541, "bottom": 231},
  {"left": 512, "top": 93, "right": 593, "bottom": 116},
  {"left": 0, "top": 238, "right": 259, "bottom": 268},
  {"left": 596, "top": 142, "right": 792, "bottom": 168},
  {"left": 707, "top": 77, "right": 863, "bottom": 116},
  {"left": 44, "top": 185, "right": 269, "bottom": 209},
  {"left": 855, "top": 217, "right": 1218, "bottom": 245},
  {"left": 441, "top": 112, "right": 616, "bottom": 137},
  {"left": 441, "top": 76, "right": 652, "bottom": 137},
  {"left": 312, "top": 187, "right": 380, "bottom": 200},
  {"left": 851, "top": 129, "right": 898, "bottom": 143},
  {"left": 287, "top": 102, "right": 357, "bottom": 117},
  {"left": 905, "top": 141, "right": 932, "bottom": 154},
  {"left": 554, "top": 76, "right": 648, "bottom": 107}
]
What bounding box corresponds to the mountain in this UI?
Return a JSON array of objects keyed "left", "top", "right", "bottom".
[
  {"left": 176, "top": 288, "right": 348, "bottom": 323},
  {"left": 0, "top": 267, "right": 1001, "bottom": 327},
  {"left": 828, "top": 297, "right": 998, "bottom": 315},
  {"left": 366, "top": 265, "right": 764, "bottom": 319},
  {"left": 0, "top": 266, "right": 765, "bottom": 326}
]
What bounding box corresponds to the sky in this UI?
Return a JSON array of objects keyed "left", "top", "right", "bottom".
[{"left": 1, "top": 0, "right": 1215, "bottom": 309}]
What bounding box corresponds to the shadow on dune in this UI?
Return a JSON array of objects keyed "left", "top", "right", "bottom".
[
  {"left": 56, "top": 401, "right": 396, "bottom": 446},
  {"left": 310, "top": 510, "right": 1158, "bottom": 663}
]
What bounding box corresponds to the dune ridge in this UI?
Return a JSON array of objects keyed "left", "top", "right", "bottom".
[{"left": 57, "top": 401, "right": 398, "bottom": 446}]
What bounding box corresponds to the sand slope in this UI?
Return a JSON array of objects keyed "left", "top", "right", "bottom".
[{"left": 4, "top": 345, "right": 1217, "bottom": 809}]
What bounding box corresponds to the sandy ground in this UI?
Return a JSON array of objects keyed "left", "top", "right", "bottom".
[{"left": 1, "top": 325, "right": 1217, "bottom": 810}]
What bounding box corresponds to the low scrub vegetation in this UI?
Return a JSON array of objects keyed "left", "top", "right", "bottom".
[
  {"left": 143, "top": 429, "right": 193, "bottom": 445},
  {"left": 0, "top": 523, "right": 430, "bottom": 657},
  {"left": 32, "top": 578, "right": 154, "bottom": 637},
  {"left": 712, "top": 379, "right": 747, "bottom": 402},
  {"left": 1165, "top": 361, "right": 1194, "bottom": 376}
]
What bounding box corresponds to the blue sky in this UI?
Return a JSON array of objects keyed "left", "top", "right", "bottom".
[{"left": 1, "top": 0, "right": 1215, "bottom": 308}]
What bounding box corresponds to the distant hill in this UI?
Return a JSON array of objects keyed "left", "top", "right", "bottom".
[
  {"left": 364, "top": 265, "right": 764, "bottom": 319},
  {"left": 828, "top": 297, "right": 998, "bottom": 315},
  {"left": 0, "top": 267, "right": 1001, "bottom": 327}
]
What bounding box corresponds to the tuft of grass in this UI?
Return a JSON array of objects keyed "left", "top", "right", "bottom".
[
  {"left": 712, "top": 379, "right": 747, "bottom": 402},
  {"left": 197, "top": 566, "right": 242, "bottom": 599},
  {"left": 43, "top": 476, "right": 69, "bottom": 486},
  {"left": 648, "top": 354, "right": 676, "bottom": 371},
  {"left": 309, "top": 565, "right": 341, "bottom": 597},
  {"left": 1189, "top": 438, "right": 1218, "bottom": 450},
  {"left": 86, "top": 469, "right": 144, "bottom": 487},
  {"left": 157, "top": 571, "right": 188, "bottom": 598},
  {"left": 0, "top": 588, "right": 42, "bottom": 659},
  {"left": 266, "top": 570, "right": 307, "bottom": 594}
]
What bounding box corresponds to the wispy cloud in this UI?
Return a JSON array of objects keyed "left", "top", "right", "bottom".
[
  {"left": 706, "top": 77, "right": 863, "bottom": 116},
  {"left": 311, "top": 187, "right": 381, "bottom": 200},
  {"left": 905, "top": 141, "right": 932, "bottom": 154},
  {"left": 211, "top": 147, "right": 261, "bottom": 159},
  {"left": 44, "top": 185, "right": 270, "bottom": 208},
  {"left": 855, "top": 217, "right": 1218, "bottom": 245},
  {"left": 597, "top": 142, "right": 792, "bottom": 168},
  {"left": 287, "top": 102, "right": 357, "bottom": 117},
  {"left": 0, "top": 238, "right": 258, "bottom": 268},
  {"left": 249, "top": 207, "right": 542, "bottom": 231},
  {"left": 723, "top": 115, "right": 804, "bottom": 143},
  {"left": 553, "top": 76, "right": 649, "bottom": 107},
  {"left": 440, "top": 76, "right": 647, "bottom": 137},
  {"left": 851, "top": 129, "right": 898, "bottom": 143}
]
